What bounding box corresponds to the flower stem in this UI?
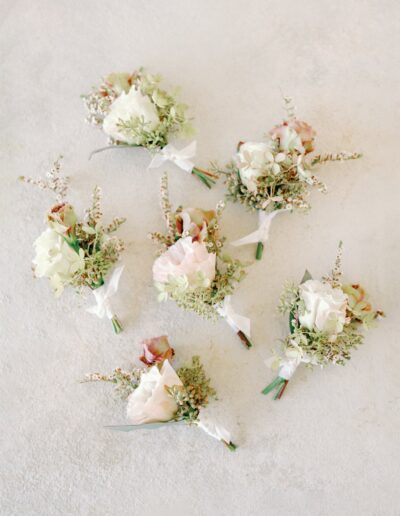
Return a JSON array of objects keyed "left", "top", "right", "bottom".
[
  {"left": 274, "top": 380, "right": 289, "bottom": 400},
  {"left": 262, "top": 376, "right": 287, "bottom": 398},
  {"left": 237, "top": 330, "right": 253, "bottom": 349},
  {"left": 256, "top": 241, "right": 264, "bottom": 260},
  {"left": 89, "top": 144, "right": 139, "bottom": 160},
  {"left": 192, "top": 167, "right": 218, "bottom": 189},
  {"left": 111, "top": 315, "right": 123, "bottom": 334},
  {"left": 223, "top": 440, "right": 238, "bottom": 451}
]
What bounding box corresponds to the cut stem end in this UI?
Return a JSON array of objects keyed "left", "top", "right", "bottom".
[
  {"left": 256, "top": 242, "right": 264, "bottom": 260},
  {"left": 111, "top": 315, "right": 123, "bottom": 334},
  {"left": 192, "top": 167, "right": 218, "bottom": 189},
  {"left": 223, "top": 440, "right": 237, "bottom": 451},
  {"left": 237, "top": 331, "right": 253, "bottom": 349},
  {"left": 262, "top": 376, "right": 287, "bottom": 398}
]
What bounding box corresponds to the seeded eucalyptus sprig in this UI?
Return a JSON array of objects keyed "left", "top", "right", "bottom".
[{"left": 166, "top": 356, "right": 217, "bottom": 422}]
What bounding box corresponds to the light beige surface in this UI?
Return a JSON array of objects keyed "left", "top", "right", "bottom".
[{"left": 1, "top": 1, "right": 399, "bottom": 515}]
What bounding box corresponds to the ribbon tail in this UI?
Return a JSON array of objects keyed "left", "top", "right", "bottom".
[
  {"left": 86, "top": 303, "right": 104, "bottom": 318},
  {"left": 174, "top": 158, "right": 194, "bottom": 173},
  {"left": 230, "top": 228, "right": 264, "bottom": 246},
  {"left": 86, "top": 288, "right": 107, "bottom": 319},
  {"left": 218, "top": 297, "right": 252, "bottom": 348},
  {"left": 181, "top": 140, "right": 197, "bottom": 157},
  {"left": 225, "top": 313, "right": 251, "bottom": 339},
  {"left": 104, "top": 265, "right": 124, "bottom": 298},
  {"left": 197, "top": 417, "right": 237, "bottom": 451},
  {"left": 148, "top": 153, "right": 166, "bottom": 169},
  {"left": 86, "top": 265, "right": 124, "bottom": 323},
  {"left": 231, "top": 210, "right": 286, "bottom": 247}
]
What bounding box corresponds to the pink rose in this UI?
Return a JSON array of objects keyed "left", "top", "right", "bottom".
[
  {"left": 153, "top": 237, "right": 216, "bottom": 287},
  {"left": 47, "top": 203, "right": 77, "bottom": 235},
  {"left": 126, "top": 360, "right": 182, "bottom": 424}
]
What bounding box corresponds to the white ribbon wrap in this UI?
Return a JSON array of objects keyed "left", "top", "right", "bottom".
[
  {"left": 86, "top": 265, "right": 124, "bottom": 319},
  {"left": 230, "top": 209, "right": 287, "bottom": 247},
  {"left": 197, "top": 413, "right": 232, "bottom": 445},
  {"left": 148, "top": 141, "right": 196, "bottom": 173},
  {"left": 277, "top": 355, "right": 302, "bottom": 380},
  {"left": 217, "top": 296, "right": 251, "bottom": 337},
  {"left": 267, "top": 347, "right": 317, "bottom": 381}
]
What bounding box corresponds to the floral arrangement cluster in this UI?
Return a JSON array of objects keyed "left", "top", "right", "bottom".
[
  {"left": 82, "top": 68, "right": 217, "bottom": 187},
  {"left": 149, "top": 173, "right": 252, "bottom": 348},
  {"left": 20, "top": 158, "right": 126, "bottom": 333},
  {"left": 84, "top": 335, "right": 236, "bottom": 450},
  {"left": 263, "top": 244, "right": 384, "bottom": 399},
  {"left": 17, "top": 68, "right": 385, "bottom": 451},
  {"left": 216, "top": 98, "right": 362, "bottom": 259}
]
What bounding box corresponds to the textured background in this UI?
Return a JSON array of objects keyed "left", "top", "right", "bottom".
[{"left": 1, "top": 1, "right": 399, "bottom": 515}]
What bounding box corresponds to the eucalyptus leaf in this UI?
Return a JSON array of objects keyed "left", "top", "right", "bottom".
[
  {"left": 300, "top": 269, "right": 312, "bottom": 284},
  {"left": 105, "top": 421, "right": 184, "bottom": 432}
]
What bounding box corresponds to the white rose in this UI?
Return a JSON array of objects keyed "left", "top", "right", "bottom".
[
  {"left": 152, "top": 236, "right": 216, "bottom": 287},
  {"left": 126, "top": 360, "right": 182, "bottom": 424},
  {"left": 102, "top": 87, "right": 160, "bottom": 144},
  {"left": 33, "top": 228, "right": 85, "bottom": 297},
  {"left": 299, "top": 279, "right": 348, "bottom": 335},
  {"left": 236, "top": 142, "right": 285, "bottom": 192}
]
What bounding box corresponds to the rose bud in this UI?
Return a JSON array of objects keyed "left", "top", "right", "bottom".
[
  {"left": 343, "top": 284, "right": 372, "bottom": 313},
  {"left": 291, "top": 120, "right": 316, "bottom": 153},
  {"left": 47, "top": 203, "right": 77, "bottom": 235},
  {"left": 139, "top": 335, "right": 175, "bottom": 367},
  {"left": 104, "top": 72, "right": 136, "bottom": 95},
  {"left": 270, "top": 120, "right": 316, "bottom": 154},
  {"left": 175, "top": 208, "right": 216, "bottom": 242}
]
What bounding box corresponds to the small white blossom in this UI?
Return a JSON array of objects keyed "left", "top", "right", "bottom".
[
  {"left": 235, "top": 142, "right": 271, "bottom": 192},
  {"left": 299, "top": 279, "right": 348, "bottom": 335}
]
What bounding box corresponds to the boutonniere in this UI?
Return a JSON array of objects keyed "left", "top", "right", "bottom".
[
  {"left": 84, "top": 336, "right": 237, "bottom": 450},
  {"left": 263, "top": 243, "right": 384, "bottom": 399},
  {"left": 215, "top": 98, "right": 361, "bottom": 259},
  {"left": 82, "top": 68, "right": 217, "bottom": 188},
  {"left": 20, "top": 158, "right": 126, "bottom": 333},
  {"left": 149, "top": 174, "right": 252, "bottom": 348}
]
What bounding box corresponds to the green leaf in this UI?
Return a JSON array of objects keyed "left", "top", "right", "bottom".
[
  {"left": 289, "top": 309, "right": 296, "bottom": 334},
  {"left": 105, "top": 421, "right": 183, "bottom": 432},
  {"left": 300, "top": 269, "right": 312, "bottom": 284}
]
